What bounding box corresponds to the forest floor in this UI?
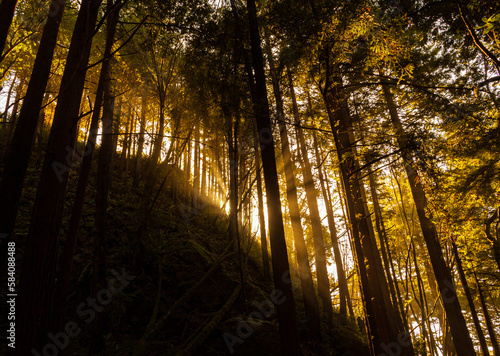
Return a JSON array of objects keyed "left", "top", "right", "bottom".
[{"left": 5, "top": 157, "right": 369, "bottom": 355}]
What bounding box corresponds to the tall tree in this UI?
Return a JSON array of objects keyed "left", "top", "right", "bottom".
[
  {"left": 0, "top": 0, "right": 66, "bottom": 270},
  {"left": 264, "top": 39, "right": 321, "bottom": 336},
  {"left": 312, "top": 130, "right": 350, "bottom": 317},
  {"left": 323, "top": 70, "right": 411, "bottom": 354},
  {"left": 0, "top": 0, "right": 19, "bottom": 60},
  {"left": 92, "top": 0, "right": 121, "bottom": 350},
  {"left": 289, "top": 70, "right": 334, "bottom": 325},
  {"left": 17, "top": 0, "right": 103, "bottom": 353},
  {"left": 245, "top": 0, "right": 301, "bottom": 353},
  {"left": 52, "top": 0, "right": 121, "bottom": 333},
  {"left": 381, "top": 83, "right": 475, "bottom": 355},
  {"left": 253, "top": 134, "right": 270, "bottom": 280}
]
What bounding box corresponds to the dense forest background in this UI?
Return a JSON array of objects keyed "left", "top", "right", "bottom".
[{"left": 0, "top": 0, "right": 499, "bottom": 355}]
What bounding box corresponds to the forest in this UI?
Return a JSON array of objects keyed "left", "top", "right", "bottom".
[{"left": 0, "top": 0, "right": 499, "bottom": 355}]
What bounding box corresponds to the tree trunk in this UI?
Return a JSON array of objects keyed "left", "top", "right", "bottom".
[
  {"left": 0, "top": 0, "right": 66, "bottom": 269},
  {"left": 381, "top": 83, "right": 475, "bottom": 356},
  {"left": 288, "top": 69, "right": 334, "bottom": 326},
  {"left": 111, "top": 96, "right": 122, "bottom": 160},
  {"left": 312, "top": 131, "right": 349, "bottom": 317},
  {"left": 1, "top": 79, "right": 23, "bottom": 160},
  {"left": 323, "top": 68, "right": 411, "bottom": 354},
  {"left": 192, "top": 120, "right": 200, "bottom": 208},
  {"left": 450, "top": 237, "right": 489, "bottom": 355},
  {"left": 1, "top": 71, "right": 15, "bottom": 124},
  {"left": 126, "top": 112, "right": 135, "bottom": 176},
  {"left": 201, "top": 128, "right": 207, "bottom": 195},
  {"left": 253, "top": 138, "right": 270, "bottom": 280},
  {"left": 474, "top": 272, "right": 500, "bottom": 354},
  {"left": 263, "top": 41, "right": 321, "bottom": 336},
  {"left": 92, "top": 58, "right": 116, "bottom": 353},
  {"left": 332, "top": 175, "right": 355, "bottom": 317},
  {"left": 119, "top": 108, "right": 131, "bottom": 177},
  {"left": 485, "top": 207, "right": 500, "bottom": 272},
  {"left": 0, "top": 0, "right": 18, "bottom": 60},
  {"left": 133, "top": 91, "right": 147, "bottom": 189},
  {"left": 367, "top": 168, "right": 405, "bottom": 323},
  {"left": 245, "top": 0, "right": 301, "bottom": 353},
  {"left": 52, "top": 0, "right": 119, "bottom": 333},
  {"left": 92, "top": 1, "right": 120, "bottom": 350},
  {"left": 16, "top": 1, "right": 102, "bottom": 354}
]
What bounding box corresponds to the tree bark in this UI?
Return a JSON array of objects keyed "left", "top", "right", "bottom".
[
  {"left": 245, "top": 0, "right": 301, "bottom": 353},
  {"left": 0, "top": 0, "right": 18, "bottom": 61}
]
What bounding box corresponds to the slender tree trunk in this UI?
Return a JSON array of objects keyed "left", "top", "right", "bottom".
[
  {"left": 0, "top": 0, "right": 18, "bottom": 60},
  {"left": 93, "top": 2, "right": 120, "bottom": 351},
  {"left": 201, "top": 128, "right": 207, "bottom": 195},
  {"left": 450, "top": 237, "right": 489, "bottom": 355},
  {"left": 411, "top": 239, "right": 430, "bottom": 354},
  {"left": 326, "top": 174, "right": 355, "bottom": 317},
  {"left": 52, "top": 0, "right": 120, "bottom": 333},
  {"left": 312, "top": 131, "right": 349, "bottom": 317},
  {"left": 382, "top": 83, "right": 475, "bottom": 355},
  {"left": 126, "top": 112, "right": 135, "bottom": 176},
  {"left": 474, "top": 272, "right": 500, "bottom": 354},
  {"left": 119, "top": 108, "right": 131, "bottom": 177},
  {"left": 192, "top": 121, "right": 200, "bottom": 207},
  {"left": 322, "top": 69, "right": 411, "bottom": 354},
  {"left": 0, "top": 0, "right": 66, "bottom": 267},
  {"left": 35, "top": 98, "right": 46, "bottom": 168},
  {"left": 485, "top": 208, "right": 500, "bottom": 272},
  {"left": 92, "top": 50, "right": 116, "bottom": 352},
  {"left": 254, "top": 138, "right": 270, "bottom": 280},
  {"left": 16, "top": 1, "right": 102, "bottom": 354},
  {"left": 186, "top": 136, "right": 191, "bottom": 195},
  {"left": 0, "top": 73, "right": 15, "bottom": 151},
  {"left": 367, "top": 169, "right": 404, "bottom": 321},
  {"left": 262, "top": 41, "right": 321, "bottom": 336},
  {"left": 111, "top": 96, "right": 122, "bottom": 160},
  {"left": 288, "top": 69, "right": 334, "bottom": 326},
  {"left": 133, "top": 92, "right": 147, "bottom": 189},
  {"left": 1, "top": 80, "right": 23, "bottom": 160},
  {"left": 245, "top": 0, "right": 301, "bottom": 353}
]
